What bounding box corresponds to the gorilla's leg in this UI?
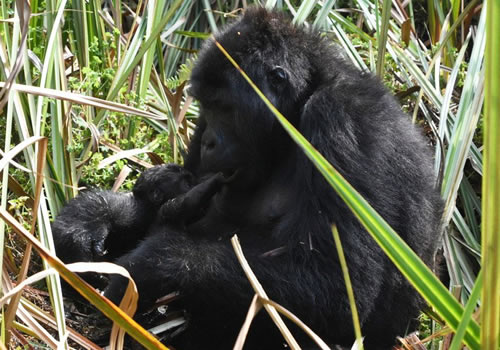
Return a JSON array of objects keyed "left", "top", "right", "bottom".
[{"left": 102, "top": 230, "right": 375, "bottom": 349}]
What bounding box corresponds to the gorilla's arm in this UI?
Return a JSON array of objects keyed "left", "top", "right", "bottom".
[
  {"left": 104, "top": 232, "right": 294, "bottom": 311},
  {"left": 52, "top": 191, "right": 156, "bottom": 263},
  {"left": 103, "top": 232, "right": 250, "bottom": 310},
  {"left": 159, "top": 172, "right": 225, "bottom": 223},
  {"left": 103, "top": 224, "right": 367, "bottom": 336}
]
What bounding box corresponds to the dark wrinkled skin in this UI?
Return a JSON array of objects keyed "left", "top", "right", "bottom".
[{"left": 52, "top": 8, "right": 443, "bottom": 350}]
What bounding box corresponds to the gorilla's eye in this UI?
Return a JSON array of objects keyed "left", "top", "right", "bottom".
[{"left": 269, "top": 66, "right": 288, "bottom": 86}]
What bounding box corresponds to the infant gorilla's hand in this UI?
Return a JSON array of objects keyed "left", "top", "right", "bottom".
[{"left": 89, "top": 224, "right": 111, "bottom": 259}]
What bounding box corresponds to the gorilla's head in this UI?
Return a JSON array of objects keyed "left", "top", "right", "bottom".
[
  {"left": 188, "top": 8, "right": 331, "bottom": 188},
  {"left": 133, "top": 164, "right": 195, "bottom": 206}
]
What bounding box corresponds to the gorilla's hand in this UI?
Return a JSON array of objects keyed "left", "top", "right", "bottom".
[
  {"left": 89, "top": 224, "right": 110, "bottom": 258},
  {"left": 159, "top": 172, "right": 226, "bottom": 224}
]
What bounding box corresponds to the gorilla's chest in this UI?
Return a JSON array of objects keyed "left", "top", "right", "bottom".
[{"left": 186, "top": 181, "right": 295, "bottom": 238}]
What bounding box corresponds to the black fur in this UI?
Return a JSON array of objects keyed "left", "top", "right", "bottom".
[
  {"left": 135, "top": 164, "right": 226, "bottom": 227},
  {"left": 52, "top": 8, "right": 443, "bottom": 349},
  {"left": 53, "top": 164, "right": 221, "bottom": 262}
]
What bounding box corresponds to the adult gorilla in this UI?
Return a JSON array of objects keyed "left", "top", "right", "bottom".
[{"left": 52, "top": 7, "right": 443, "bottom": 349}]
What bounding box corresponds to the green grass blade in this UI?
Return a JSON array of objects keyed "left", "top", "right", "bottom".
[
  {"left": 202, "top": 0, "right": 217, "bottom": 33},
  {"left": 449, "top": 270, "right": 482, "bottom": 350},
  {"left": 328, "top": 18, "right": 369, "bottom": 71},
  {"left": 375, "top": 0, "right": 391, "bottom": 78},
  {"left": 292, "top": 0, "right": 317, "bottom": 25},
  {"left": 103, "top": 0, "right": 183, "bottom": 113},
  {"left": 482, "top": 0, "right": 500, "bottom": 347},
  {"left": 434, "top": 33, "right": 471, "bottom": 172},
  {"left": 312, "top": 0, "right": 337, "bottom": 30},
  {"left": 332, "top": 226, "right": 363, "bottom": 350},
  {"left": 441, "top": 6, "right": 486, "bottom": 222}
]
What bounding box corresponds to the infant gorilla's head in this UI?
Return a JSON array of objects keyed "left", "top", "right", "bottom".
[{"left": 132, "top": 164, "right": 195, "bottom": 206}]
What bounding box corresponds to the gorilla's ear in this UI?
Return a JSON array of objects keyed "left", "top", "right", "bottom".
[{"left": 268, "top": 66, "right": 289, "bottom": 88}]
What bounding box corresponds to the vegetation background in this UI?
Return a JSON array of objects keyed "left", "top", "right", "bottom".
[{"left": 0, "top": 0, "right": 498, "bottom": 349}]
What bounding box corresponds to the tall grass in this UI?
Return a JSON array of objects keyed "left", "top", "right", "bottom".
[
  {"left": 482, "top": 0, "right": 500, "bottom": 348},
  {"left": 0, "top": 0, "right": 496, "bottom": 349}
]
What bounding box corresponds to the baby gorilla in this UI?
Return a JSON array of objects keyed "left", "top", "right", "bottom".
[
  {"left": 52, "top": 164, "right": 224, "bottom": 265},
  {"left": 106, "top": 164, "right": 226, "bottom": 259}
]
